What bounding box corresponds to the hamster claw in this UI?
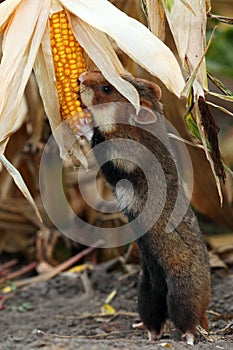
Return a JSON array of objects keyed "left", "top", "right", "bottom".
[
  {"left": 148, "top": 330, "right": 160, "bottom": 341},
  {"left": 132, "top": 323, "right": 160, "bottom": 342},
  {"left": 182, "top": 332, "right": 194, "bottom": 346},
  {"left": 132, "top": 322, "right": 145, "bottom": 329},
  {"left": 74, "top": 118, "right": 93, "bottom": 142}
]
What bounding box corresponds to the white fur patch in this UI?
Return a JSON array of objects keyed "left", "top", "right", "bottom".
[
  {"left": 80, "top": 84, "right": 117, "bottom": 133},
  {"left": 112, "top": 159, "right": 137, "bottom": 173},
  {"left": 115, "top": 180, "right": 134, "bottom": 211},
  {"left": 80, "top": 86, "right": 94, "bottom": 108},
  {"left": 90, "top": 104, "right": 116, "bottom": 133}
]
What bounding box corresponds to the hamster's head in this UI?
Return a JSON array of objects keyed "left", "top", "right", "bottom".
[{"left": 79, "top": 71, "right": 163, "bottom": 136}]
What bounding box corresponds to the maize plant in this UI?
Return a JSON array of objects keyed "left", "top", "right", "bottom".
[
  {"left": 0, "top": 0, "right": 185, "bottom": 150},
  {"left": 0, "top": 0, "right": 185, "bottom": 213},
  {"left": 0, "top": 0, "right": 230, "bottom": 215}
]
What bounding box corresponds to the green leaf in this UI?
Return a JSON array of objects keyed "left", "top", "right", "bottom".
[
  {"left": 18, "top": 302, "right": 33, "bottom": 313},
  {"left": 184, "top": 89, "right": 202, "bottom": 141},
  {"left": 185, "top": 112, "right": 210, "bottom": 151},
  {"left": 207, "top": 71, "right": 233, "bottom": 96},
  {"left": 185, "top": 113, "right": 201, "bottom": 141},
  {"left": 223, "top": 163, "right": 233, "bottom": 179},
  {"left": 162, "top": 0, "right": 174, "bottom": 12}
]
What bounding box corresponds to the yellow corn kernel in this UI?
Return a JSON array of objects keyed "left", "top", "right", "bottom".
[{"left": 49, "top": 10, "right": 92, "bottom": 133}]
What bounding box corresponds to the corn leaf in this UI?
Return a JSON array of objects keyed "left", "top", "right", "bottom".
[
  {"left": 0, "top": 0, "right": 22, "bottom": 33},
  {"left": 62, "top": 0, "right": 185, "bottom": 97},
  {"left": 145, "top": 0, "right": 165, "bottom": 40},
  {"left": 33, "top": 27, "right": 60, "bottom": 134},
  {"left": 0, "top": 154, "right": 42, "bottom": 221},
  {"left": 205, "top": 0, "right": 211, "bottom": 13},
  {"left": 162, "top": 0, "right": 207, "bottom": 87},
  {"left": 182, "top": 27, "right": 216, "bottom": 97},
  {"left": 178, "top": 0, "right": 196, "bottom": 15},
  {"left": 0, "top": 0, "right": 51, "bottom": 147},
  {"left": 162, "top": 0, "right": 174, "bottom": 12},
  {"left": 70, "top": 16, "right": 140, "bottom": 112}
]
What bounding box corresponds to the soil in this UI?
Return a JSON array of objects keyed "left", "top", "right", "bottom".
[{"left": 1, "top": 260, "right": 233, "bottom": 350}]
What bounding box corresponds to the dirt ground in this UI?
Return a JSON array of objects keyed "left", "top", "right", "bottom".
[{"left": 1, "top": 260, "right": 233, "bottom": 350}]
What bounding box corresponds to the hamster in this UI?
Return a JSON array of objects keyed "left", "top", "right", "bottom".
[{"left": 79, "top": 71, "right": 211, "bottom": 345}]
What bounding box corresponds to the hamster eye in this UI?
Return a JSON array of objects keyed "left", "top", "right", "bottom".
[{"left": 101, "top": 85, "right": 112, "bottom": 95}]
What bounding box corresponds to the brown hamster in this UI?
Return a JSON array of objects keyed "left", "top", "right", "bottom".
[{"left": 79, "top": 71, "right": 211, "bottom": 345}]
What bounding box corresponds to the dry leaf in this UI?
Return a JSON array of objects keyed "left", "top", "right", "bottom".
[
  {"left": 207, "top": 233, "right": 233, "bottom": 249},
  {"left": 105, "top": 289, "right": 117, "bottom": 304},
  {"left": 101, "top": 303, "right": 116, "bottom": 315},
  {"left": 215, "top": 245, "right": 233, "bottom": 266},
  {"left": 63, "top": 0, "right": 185, "bottom": 97},
  {"left": 0, "top": 154, "right": 41, "bottom": 222},
  {"left": 209, "top": 251, "right": 227, "bottom": 269},
  {"left": 67, "top": 264, "right": 93, "bottom": 273},
  {"left": 162, "top": 0, "right": 207, "bottom": 87}
]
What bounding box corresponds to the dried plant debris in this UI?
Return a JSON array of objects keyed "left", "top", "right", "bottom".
[
  {"left": 198, "top": 96, "right": 226, "bottom": 183},
  {"left": 208, "top": 13, "right": 233, "bottom": 25},
  {"left": 0, "top": 260, "right": 233, "bottom": 349},
  {"left": 207, "top": 233, "right": 233, "bottom": 268},
  {"left": 209, "top": 251, "right": 228, "bottom": 270}
]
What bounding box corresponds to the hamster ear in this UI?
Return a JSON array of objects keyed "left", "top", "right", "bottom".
[
  {"left": 134, "top": 107, "right": 158, "bottom": 125},
  {"left": 148, "top": 81, "right": 162, "bottom": 100},
  {"left": 135, "top": 78, "right": 162, "bottom": 100}
]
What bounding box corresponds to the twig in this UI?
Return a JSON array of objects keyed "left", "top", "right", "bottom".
[
  {"left": 0, "top": 259, "right": 18, "bottom": 271},
  {"left": 0, "top": 262, "right": 37, "bottom": 285},
  {"left": 0, "top": 259, "right": 18, "bottom": 278},
  {"left": 12, "top": 244, "right": 102, "bottom": 288},
  {"left": 216, "top": 321, "right": 233, "bottom": 335},
  {"left": 196, "top": 325, "right": 209, "bottom": 340},
  {"left": 36, "top": 329, "right": 135, "bottom": 339},
  {"left": 117, "top": 269, "right": 139, "bottom": 281},
  {"left": 55, "top": 311, "right": 139, "bottom": 320},
  {"left": 79, "top": 269, "right": 93, "bottom": 295}
]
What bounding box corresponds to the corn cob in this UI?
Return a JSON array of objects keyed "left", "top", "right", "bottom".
[{"left": 49, "top": 10, "right": 91, "bottom": 132}]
